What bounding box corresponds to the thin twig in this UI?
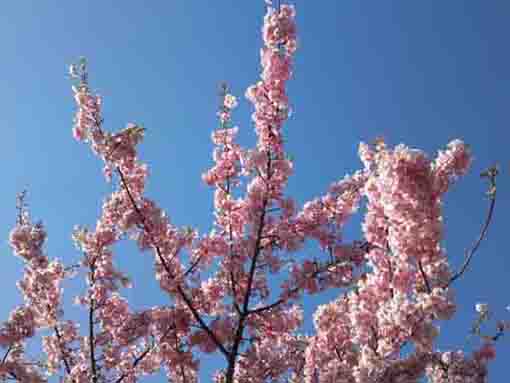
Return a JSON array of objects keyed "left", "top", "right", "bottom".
[{"left": 448, "top": 165, "right": 498, "bottom": 286}]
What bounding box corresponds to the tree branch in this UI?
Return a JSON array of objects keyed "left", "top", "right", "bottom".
[
  {"left": 53, "top": 326, "right": 74, "bottom": 378},
  {"left": 116, "top": 167, "right": 229, "bottom": 358},
  {"left": 448, "top": 166, "right": 498, "bottom": 286},
  {"left": 88, "top": 262, "right": 98, "bottom": 383},
  {"left": 115, "top": 323, "right": 175, "bottom": 383},
  {"left": 225, "top": 152, "right": 272, "bottom": 383},
  {"left": 418, "top": 261, "right": 432, "bottom": 294}
]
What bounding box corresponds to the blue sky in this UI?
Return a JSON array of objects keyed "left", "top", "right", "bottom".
[{"left": 1, "top": 0, "right": 509, "bottom": 381}]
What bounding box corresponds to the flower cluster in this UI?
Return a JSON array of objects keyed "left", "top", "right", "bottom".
[
  {"left": 2, "top": 212, "right": 66, "bottom": 381},
  {"left": 246, "top": 3, "right": 297, "bottom": 154},
  {"left": 301, "top": 139, "right": 497, "bottom": 383}
]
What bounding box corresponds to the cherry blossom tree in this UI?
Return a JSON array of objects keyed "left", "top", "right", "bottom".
[{"left": 0, "top": 2, "right": 506, "bottom": 382}]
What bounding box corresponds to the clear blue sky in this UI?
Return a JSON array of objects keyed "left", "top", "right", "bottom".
[{"left": 1, "top": 1, "right": 509, "bottom": 381}]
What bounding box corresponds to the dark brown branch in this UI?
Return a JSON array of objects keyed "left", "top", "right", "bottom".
[
  {"left": 247, "top": 296, "right": 286, "bottom": 316},
  {"left": 225, "top": 152, "right": 272, "bottom": 383},
  {"left": 418, "top": 261, "right": 432, "bottom": 294},
  {"left": 1, "top": 345, "right": 12, "bottom": 365},
  {"left": 183, "top": 254, "right": 203, "bottom": 278},
  {"left": 115, "top": 325, "right": 175, "bottom": 383},
  {"left": 334, "top": 347, "right": 343, "bottom": 363},
  {"left": 247, "top": 246, "right": 366, "bottom": 316},
  {"left": 225, "top": 176, "right": 242, "bottom": 315},
  {"left": 242, "top": 207, "right": 268, "bottom": 314},
  {"left": 53, "top": 326, "right": 73, "bottom": 377},
  {"left": 116, "top": 168, "right": 229, "bottom": 358},
  {"left": 88, "top": 263, "right": 98, "bottom": 383},
  {"left": 175, "top": 284, "right": 228, "bottom": 357},
  {"left": 225, "top": 199, "right": 268, "bottom": 382}
]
